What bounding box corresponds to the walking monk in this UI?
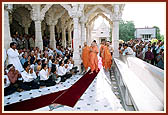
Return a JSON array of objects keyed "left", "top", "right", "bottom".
[
  {"left": 100, "top": 41, "right": 106, "bottom": 66},
  {"left": 103, "top": 41, "right": 112, "bottom": 71},
  {"left": 81, "top": 42, "right": 90, "bottom": 73},
  {"left": 89, "top": 41, "right": 99, "bottom": 74}
]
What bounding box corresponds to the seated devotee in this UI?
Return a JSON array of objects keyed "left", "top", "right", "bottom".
[
  {"left": 34, "top": 59, "right": 42, "bottom": 75},
  {"left": 42, "top": 52, "right": 48, "bottom": 62},
  {"left": 64, "top": 59, "right": 79, "bottom": 75},
  {"left": 51, "top": 59, "right": 58, "bottom": 74},
  {"left": 20, "top": 52, "right": 28, "bottom": 66},
  {"left": 6, "top": 64, "right": 30, "bottom": 92},
  {"left": 30, "top": 51, "right": 37, "bottom": 65},
  {"left": 48, "top": 47, "right": 54, "bottom": 56},
  {"left": 55, "top": 45, "right": 63, "bottom": 56},
  {"left": 21, "top": 61, "right": 40, "bottom": 90},
  {"left": 48, "top": 55, "right": 53, "bottom": 72},
  {"left": 4, "top": 69, "right": 17, "bottom": 96},
  {"left": 7, "top": 42, "right": 24, "bottom": 73},
  {"left": 57, "top": 60, "right": 72, "bottom": 82},
  {"left": 39, "top": 63, "right": 56, "bottom": 87},
  {"left": 50, "top": 59, "right": 61, "bottom": 83}
]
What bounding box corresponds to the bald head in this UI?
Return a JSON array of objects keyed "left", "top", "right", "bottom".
[{"left": 84, "top": 42, "right": 87, "bottom": 46}]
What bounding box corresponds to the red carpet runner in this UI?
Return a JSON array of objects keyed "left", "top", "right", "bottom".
[
  {"left": 4, "top": 70, "right": 99, "bottom": 111},
  {"left": 53, "top": 70, "right": 98, "bottom": 107}
]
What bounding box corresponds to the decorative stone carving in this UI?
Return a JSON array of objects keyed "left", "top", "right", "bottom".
[
  {"left": 4, "top": 4, "right": 125, "bottom": 66},
  {"left": 87, "top": 13, "right": 113, "bottom": 27},
  {"left": 111, "top": 4, "right": 125, "bottom": 21},
  {"left": 84, "top": 5, "right": 113, "bottom": 24},
  {"left": 40, "top": 4, "right": 53, "bottom": 20}
]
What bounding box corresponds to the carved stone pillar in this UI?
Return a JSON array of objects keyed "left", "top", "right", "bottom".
[
  {"left": 62, "top": 27, "right": 66, "bottom": 48},
  {"left": 22, "top": 17, "right": 31, "bottom": 35},
  {"left": 4, "top": 4, "right": 12, "bottom": 50},
  {"left": 49, "top": 23, "right": 56, "bottom": 50},
  {"left": 86, "top": 26, "right": 88, "bottom": 45},
  {"left": 81, "top": 22, "right": 86, "bottom": 47},
  {"left": 112, "top": 4, "right": 121, "bottom": 58},
  {"left": 68, "top": 29, "right": 72, "bottom": 46},
  {"left": 73, "top": 17, "right": 81, "bottom": 71},
  {"left": 112, "top": 20, "right": 119, "bottom": 58},
  {"left": 31, "top": 4, "right": 44, "bottom": 51},
  {"left": 35, "top": 20, "right": 43, "bottom": 50}
]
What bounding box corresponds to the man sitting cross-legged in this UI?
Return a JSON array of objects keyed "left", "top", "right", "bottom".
[
  {"left": 21, "top": 61, "right": 40, "bottom": 90},
  {"left": 4, "top": 68, "right": 17, "bottom": 96},
  {"left": 39, "top": 63, "right": 56, "bottom": 87},
  {"left": 5, "top": 64, "right": 30, "bottom": 92},
  {"left": 57, "top": 60, "right": 72, "bottom": 82},
  {"left": 51, "top": 59, "right": 61, "bottom": 84}
]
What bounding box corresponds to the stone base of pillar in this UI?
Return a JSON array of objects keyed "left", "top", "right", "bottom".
[
  {"left": 74, "top": 61, "right": 81, "bottom": 73},
  {"left": 73, "top": 52, "right": 82, "bottom": 73},
  {"left": 35, "top": 41, "right": 43, "bottom": 51},
  {"left": 50, "top": 40, "right": 56, "bottom": 50}
]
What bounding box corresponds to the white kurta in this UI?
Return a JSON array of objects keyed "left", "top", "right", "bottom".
[
  {"left": 7, "top": 48, "right": 24, "bottom": 72},
  {"left": 57, "top": 66, "right": 67, "bottom": 76},
  {"left": 39, "top": 69, "right": 49, "bottom": 80},
  {"left": 21, "top": 70, "right": 37, "bottom": 82}
]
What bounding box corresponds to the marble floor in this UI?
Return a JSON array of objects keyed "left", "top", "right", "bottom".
[{"left": 4, "top": 68, "right": 125, "bottom": 112}]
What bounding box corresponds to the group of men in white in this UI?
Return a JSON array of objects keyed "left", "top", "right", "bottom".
[{"left": 4, "top": 42, "right": 79, "bottom": 96}]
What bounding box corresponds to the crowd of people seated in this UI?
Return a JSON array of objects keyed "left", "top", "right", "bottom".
[
  {"left": 119, "top": 39, "right": 164, "bottom": 70},
  {"left": 4, "top": 33, "right": 79, "bottom": 96}
]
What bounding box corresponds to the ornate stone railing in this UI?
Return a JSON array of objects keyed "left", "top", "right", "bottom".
[{"left": 113, "top": 55, "right": 164, "bottom": 111}]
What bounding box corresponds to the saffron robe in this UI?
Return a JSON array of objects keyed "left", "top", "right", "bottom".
[
  {"left": 103, "top": 46, "right": 112, "bottom": 70},
  {"left": 89, "top": 46, "right": 99, "bottom": 72},
  {"left": 82, "top": 46, "right": 90, "bottom": 70}
]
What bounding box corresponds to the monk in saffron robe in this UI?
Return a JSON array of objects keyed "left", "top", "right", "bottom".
[
  {"left": 89, "top": 41, "right": 99, "bottom": 74},
  {"left": 103, "top": 41, "right": 112, "bottom": 71},
  {"left": 81, "top": 42, "right": 90, "bottom": 73},
  {"left": 100, "top": 41, "right": 106, "bottom": 66}
]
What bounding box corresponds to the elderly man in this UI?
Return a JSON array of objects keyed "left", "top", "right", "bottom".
[{"left": 5, "top": 64, "right": 30, "bottom": 92}]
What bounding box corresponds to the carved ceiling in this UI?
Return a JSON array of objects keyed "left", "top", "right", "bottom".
[
  {"left": 10, "top": 4, "right": 124, "bottom": 30},
  {"left": 12, "top": 7, "right": 32, "bottom": 27},
  {"left": 13, "top": 4, "right": 32, "bottom": 11}
]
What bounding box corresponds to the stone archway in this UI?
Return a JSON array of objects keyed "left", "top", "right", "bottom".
[{"left": 4, "top": 3, "right": 125, "bottom": 68}]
